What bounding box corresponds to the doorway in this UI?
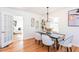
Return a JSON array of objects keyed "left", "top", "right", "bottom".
[{"left": 13, "top": 16, "right": 24, "bottom": 49}]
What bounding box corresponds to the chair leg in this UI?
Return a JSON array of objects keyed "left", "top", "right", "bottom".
[
  {"left": 39, "top": 40, "right": 42, "bottom": 45},
  {"left": 70, "top": 47, "right": 72, "bottom": 52},
  {"left": 52, "top": 44, "right": 55, "bottom": 49},
  {"left": 42, "top": 44, "right": 44, "bottom": 47},
  {"left": 57, "top": 44, "right": 59, "bottom": 50},
  {"left": 48, "top": 46, "right": 50, "bottom": 52},
  {"left": 67, "top": 47, "right": 69, "bottom": 52},
  {"left": 38, "top": 40, "right": 40, "bottom": 45},
  {"left": 35, "top": 40, "right": 40, "bottom": 45},
  {"left": 59, "top": 45, "right": 62, "bottom": 51},
  {"left": 35, "top": 40, "right": 37, "bottom": 43},
  {"left": 50, "top": 45, "right": 53, "bottom": 52}
]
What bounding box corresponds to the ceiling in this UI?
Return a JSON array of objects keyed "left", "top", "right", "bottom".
[{"left": 8, "top": 7, "right": 78, "bottom": 15}]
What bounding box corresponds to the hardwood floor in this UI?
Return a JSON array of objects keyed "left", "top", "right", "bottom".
[{"left": 0, "top": 34, "right": 79, "bottom": 52}]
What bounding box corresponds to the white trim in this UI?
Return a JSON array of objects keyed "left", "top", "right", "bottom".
[{"left": 23, "top": 37, "right": 35, "bottom": 40}]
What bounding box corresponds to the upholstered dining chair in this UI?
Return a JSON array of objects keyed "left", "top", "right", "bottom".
[
  {"left": 34, "top": 32, "right": 42, "bottom": 44},
  {"left": 42, "top": 34, "right": 54, "bottom": 52},
  {"left": 59, "top": 32, "right": 73, "bottom": 52}
]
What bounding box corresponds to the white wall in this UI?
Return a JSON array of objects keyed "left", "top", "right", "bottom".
[
  {"left": 0, "top": 8, "right": 42, "bottom": 40},
  {"left": 50, "top": 7, "right": 79, "bottom": 47}
]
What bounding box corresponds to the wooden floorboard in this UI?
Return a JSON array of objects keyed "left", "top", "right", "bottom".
[{"left": 0, "top": 35, "right": 79, "bottom": 52}]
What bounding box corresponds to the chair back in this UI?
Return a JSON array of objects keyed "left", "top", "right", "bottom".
[
  {"left": 65, "top": 32, "right": 73, "bottom": 39},
  {"left": 64, "top": 32, "right": 73, "bottom": 44},
  {"left": 42, "top": 34, "right": 53, "bottom": 45},
  {"left": 35, "top": 33, "right": 41, "bottom": 40}
]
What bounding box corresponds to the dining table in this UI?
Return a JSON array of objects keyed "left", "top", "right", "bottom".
[
  {"left": 36, "top": 31, "right": 64, "bottom": 50},
  {"left": 47, "top": 33, "right": 62, "bottom": 50}
]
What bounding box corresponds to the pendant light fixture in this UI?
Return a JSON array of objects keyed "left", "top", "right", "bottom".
[
  {"left": 46, "top": 7, "right": 51, "bottom": 31},
  {"left": 46, "top": 7, "right": 49, "bottom": 22}
]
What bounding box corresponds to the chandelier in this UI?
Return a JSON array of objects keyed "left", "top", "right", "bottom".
[{"left": 46, "top": 7, "right": 49, "bottom": 22}]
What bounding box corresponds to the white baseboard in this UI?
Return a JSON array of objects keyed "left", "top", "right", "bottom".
[{"left": 23, "top": 36, "right": 35, "bottom": 40}]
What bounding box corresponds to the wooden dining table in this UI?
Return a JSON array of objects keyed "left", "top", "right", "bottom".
[
  {"left": 36, "top": 31, "right": 64, "bottom": 50},
  {"left": 47, "top": 33, "right": 61, "bottom": 50}
]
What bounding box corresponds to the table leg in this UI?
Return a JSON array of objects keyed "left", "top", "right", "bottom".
[{"left": 55, "top": 39, "right": 59, "bottom": 50}]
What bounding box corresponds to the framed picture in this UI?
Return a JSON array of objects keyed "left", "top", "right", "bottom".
[
  {"left": 68, "top": 9, "right": 79, "bottom": 27},
  {"left": 35, "top": 20, "right": 39, "bottom": 29}
]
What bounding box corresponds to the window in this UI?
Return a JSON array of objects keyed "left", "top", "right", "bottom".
[{"left": 49, "top": 17, "right": 59, "bottom": 33}]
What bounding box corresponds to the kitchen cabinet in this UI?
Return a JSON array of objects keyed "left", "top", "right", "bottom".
[{"left": 0, "top": 13, "right": 13, "bottom": 48}]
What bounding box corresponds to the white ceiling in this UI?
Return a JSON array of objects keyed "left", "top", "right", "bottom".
[
  {"left": 8, "top": 7, "right": 78, "bottom": 15},
  {"left": 8, "top": 7, "right": 63, "bottom": 15}
]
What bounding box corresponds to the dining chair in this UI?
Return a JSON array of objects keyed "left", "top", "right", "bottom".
[
  {"left": 42, "top": 34, "right": 54, "bottom": 52},
  {"left": 49, "top": 33, "right": 61, "bottom": 50},
  {"left": 59, "top": 32, "right": 73, "bottom": 52},
  {"left": 34, "top": 32, "right": 42, "bottom": 44}
]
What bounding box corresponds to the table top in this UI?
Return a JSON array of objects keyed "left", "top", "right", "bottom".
[
  {"left": 37, "top": 31, "right": 47, "bottom": 34},
  {"left": 37, "top": 31, "right": 64, "bottom": 39}
]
